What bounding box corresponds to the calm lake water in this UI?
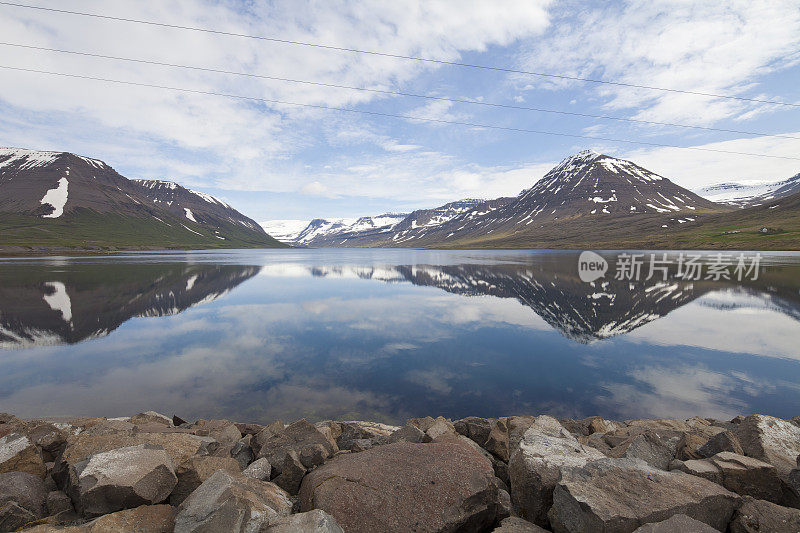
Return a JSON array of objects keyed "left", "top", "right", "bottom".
[{"left": 1, "top": 249, "right": 799, "bottom": 425}]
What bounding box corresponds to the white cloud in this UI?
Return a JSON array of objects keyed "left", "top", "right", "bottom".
[
  {"left": 0, "top": 0, "right": 552, "bottom": 188},
  {"left": 518, "top": 0, "right": 800, "bottom": 125}
]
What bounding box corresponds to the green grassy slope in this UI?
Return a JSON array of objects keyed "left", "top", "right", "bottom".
[{"left": 0, "top": 208, "right": 287, "bottom": 252}]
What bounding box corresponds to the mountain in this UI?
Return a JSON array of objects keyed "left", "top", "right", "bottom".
[
  {"left": 0, "top": 261, "right": 260, "bottom": 348},
  {"left": 695, "top": 172, "right": 800, "bottom": 208},
  {"left": 277, "top": 213, "right": 409, "bottom": 246},
  {"left": 0, "top": 148, "right": 285, "bottom": 251},
  {"left": 664, "top": 189, "right": 800, "bottom": 249},
  {"left": 276, "top": 256, "right": 800, "bottom": 343},
  {"left": 273, "top": 150, "right": 727, "bottom": 249},
  {"left": 260, "top": 219, "right": 311, "bottom": 243}
]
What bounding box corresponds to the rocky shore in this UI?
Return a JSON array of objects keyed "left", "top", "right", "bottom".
[{"left": 1, "top": 412, "right": 799, "bottom": 532}]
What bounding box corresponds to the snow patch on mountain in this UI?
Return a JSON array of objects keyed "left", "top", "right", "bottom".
[
  {"left": 260, "top": 220, "right": 312, "bottom": 242},
  {"left": 0, "top": 148, "right": 61, "bottom": 171},
  {"left": 695, "top": 172, "right": 800, "bottom": 207},
  {"left": 40, "top": 177, "right": 69, "bottom": 218}
]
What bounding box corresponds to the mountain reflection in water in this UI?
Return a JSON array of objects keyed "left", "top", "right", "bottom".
[{"left": 0, "top": 250, "right": 798, "bottom": 424}]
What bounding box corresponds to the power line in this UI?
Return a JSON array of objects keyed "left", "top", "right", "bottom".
[
  {"left": 1, "top": 1, "right": 798, "bottom": 109},
  {"left": 3, "top": 41, "right": 797, "bottom": 141},
  {"left": 2, "top": 64, "right": 799, "bottom": 161}
]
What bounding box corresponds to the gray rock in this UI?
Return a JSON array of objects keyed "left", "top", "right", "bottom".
[
  {"left": 0, "top": 471, "right": 47, "bottom": 530},
  {"left": 730, "top": 496, "right": 800, "bottom": 533},
  {"left": 733, "top": 414, "right": 800, "bottom": 481},
  {"left": 71, "top": 444, "right": 177, "bottom": 516},
  {"left": 493, "top": 516, "right": 549, "bottom": 532},
  {"left": 230, "top": 435, "right": 254, "bottom": 470},
  {"left": 189, "top": 419, "right": 242, "bottom": 447},
  {"left": 509, "top": 415, "right": 605, "bottom": 527},
  {"left": 387, "top": 424, "right": 427, "bottom": 444},
  {"left": 506, "top": 416, "right": 536, "bottom": 457},
  {"left": 130, "top": 411, "right": 174, "bottom": 427},
  {"left": 241, "top": 457, "right": 271, "bottom": 481},
  {"left": 170, "top": 455, "right": 241, "bottom": 505},
  {"left": 0, "top": 433, "right": 46, "bottom": 477},
  {"left": 273, "top": 450, "right": 306, "bottom": 495},
  {"left": 256, "top": 419, "right": 337, "bottom": 477},
  {"left": 299, "top": 440, "right": 501, "bottom": 533},
  {"left": 548, "top": 458, "right": 741, "bottom": 533},
  {"left": 607, "top": 430, "right": 682, "bottom": 470},
  {"left": 264, "top": 509, "right": 344, "bottom": 532},
  {"left": 698, "top": 430, "right": 743, "bottom": 458},
  {"left": 174, "top": 470, "right": 291, "bottom": 533},
  {"left": 631, "top": 514, "right": 718, "bottom": 532}
]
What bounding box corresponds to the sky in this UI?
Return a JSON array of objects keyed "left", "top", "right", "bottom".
[{"left": 1, "top": 0, "right": 799, "bottom": 223}]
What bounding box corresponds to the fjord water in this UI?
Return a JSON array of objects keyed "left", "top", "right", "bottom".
[{"left": 1, "top": 249, "right": 799, "bottom": 425}]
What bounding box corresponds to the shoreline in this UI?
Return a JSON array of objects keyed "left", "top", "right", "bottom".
[{"left": 0, "top": 411, "right": 798, "bottom": 532}]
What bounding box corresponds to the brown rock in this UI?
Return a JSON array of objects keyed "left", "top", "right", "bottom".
[
  {"left": 170, "top": 455, "right": 241, "bottom": 505},
  {"left": 698, "top": 430, "right": 743, "bottom": 458},
  {"left": 607, "top": 431, "right": 681, "bottom": 470},
  {"left": 676, "top": 433, "right": 708, "bottom": 461},
  {"left": 493, "top": 516, "right": 549, "bottom": 532},
  {"left": 485, "top": 419, "right": 510, "bottom": 462},
  {"left": 730, "top": 496, "right": 800, "bottom": 533},
  {"left": 256, "top": 419, "right": 337, "bottom": 477},
  {"left": 241, "top": 457, "right": 271, "bottom": 481},
  {"left": 0, "top": 471, "right": 47, "bottom": 531},
  {"left": 454, "top": 417, "right": 494, "bottom": 445},
  {"left": 84, "top": 504, "right": 177, "bottom": 532},
  {"left": 273, "top": 450, "right": 306, "bottom": 495},
  {"left": 299, "top": 440, "right": 501, "bottom": 533}
]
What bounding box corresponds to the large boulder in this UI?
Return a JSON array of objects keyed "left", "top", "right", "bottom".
[
  {"left": 0, "top": 433, "right": 46, "bottom": 477},
  {"left": 509, "top": 415, "right": 605, "bottom": 527},
  {"left": 54, "top": 425, "right": 209, "bottom": 489},
  {"left": 454, "top": 417, "right": 494, "bottom": 447},
  {"left": 0, "top": 471, "right": 47, "bottom": 530},
  {"left": 548, "top": 458, "right": 741, "bottom": 533},
  {"left": 676, "top": 452, "right": 783, "bottom": 503},
  {"left": 733, "top": 414, "right": 800, "bottom": 481},
  {"left": 729, "top": 496, "right": 800, "bottom": 533},
  {"left": 174, "top": 470, "right": 291, "bottom": 533},
  {"left": 70, "top": 444, "right": 177, "bottom": 516},
  {"left": 299, "top": 440, "right": 501, "bottom": 533},
  {"left": 264, "top": 509, "right": 344, "bottom": 532},
  {"left": 256, "top": 419, "right": 337, "bottom": 477},
  {"left": 170, "top": 455, "right": 242, "bottom": 505},
  {"left": 631, "top": 514, "right": 718, "bottom": 532}
]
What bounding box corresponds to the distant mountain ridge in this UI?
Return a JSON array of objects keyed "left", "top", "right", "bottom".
[
  {"left": 694, "top": 172, "right": 800, "bottom": 208},
  {"left": 0, "top": 147, "right": 284, "bottom": 251},
  {"left": 264, "top": 150, "right": 727, "bottom": 248}
]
